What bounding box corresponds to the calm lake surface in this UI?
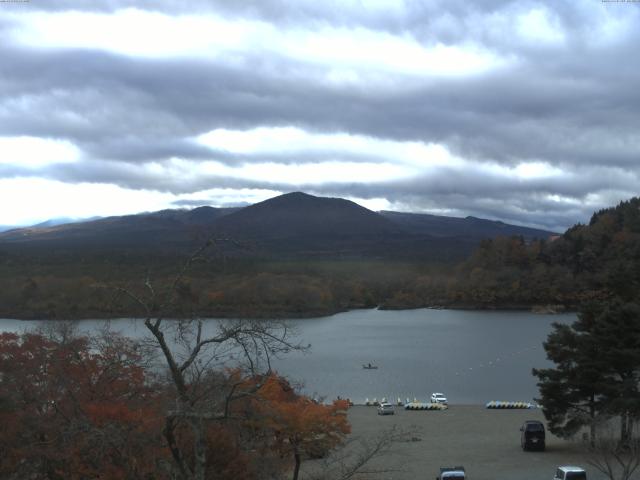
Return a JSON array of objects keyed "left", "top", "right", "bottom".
[{"left": 0, "top": 308, "right": 575, "bottom": 405}]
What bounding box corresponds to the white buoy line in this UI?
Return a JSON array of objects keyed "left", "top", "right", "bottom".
[{"left": 451, "top": 344, "right": 539, "bottom": 378}]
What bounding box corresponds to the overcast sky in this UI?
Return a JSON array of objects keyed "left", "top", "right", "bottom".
[{"left": 0, "top": 0, "right": 638, "bottom": 231}]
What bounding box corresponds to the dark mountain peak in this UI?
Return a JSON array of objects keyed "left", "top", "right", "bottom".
[
  {"left": 214, "top": 192, "right": 401, "bottom": 240},
  {"left": 252, "top": 191, "right": 353, "bottom": 209},
  {"left": 235, "top": 192, "right": 375, "bottom": 215},
  {"left": 252, "top": 191, "right": 319, "bottom": 208},
  {"left": 275, "top": 191, "right": 314, "bottom": 201}
]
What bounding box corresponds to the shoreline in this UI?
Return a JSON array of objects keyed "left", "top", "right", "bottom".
[{"left": 1, "top": 303, "right": 575, "bottom": 322}]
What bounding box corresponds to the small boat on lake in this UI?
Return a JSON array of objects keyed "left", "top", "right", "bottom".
[{"left": 362, "top": 363, "right": 378, "bottom": 369}]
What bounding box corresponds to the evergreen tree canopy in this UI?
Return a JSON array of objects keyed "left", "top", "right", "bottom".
[{"left": 534, "top": 299, "right": 640, "bottom": 443}]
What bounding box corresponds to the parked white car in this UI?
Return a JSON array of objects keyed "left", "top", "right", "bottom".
[
  {"left": 431, "top": 393, "right": 448, "bottom": 404},
  {"left": 553, "top": 466, "right": 586, "bottom": 480},
  {"left": 437, "top": 466, "right": 465, "bottom": 480},
  {"left": 377, "top": 403, "right": 395, "bottom": 415}
]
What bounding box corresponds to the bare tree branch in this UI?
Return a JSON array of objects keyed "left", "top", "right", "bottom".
[
  {"left": 104, "top": 238, "right": 307, "bottom": 480},
  {"left": 585, "top": 423, "right": 640, "bottom": 480},
  {"left": 305, "top": 425, "right": 418, "bottom": 480}
]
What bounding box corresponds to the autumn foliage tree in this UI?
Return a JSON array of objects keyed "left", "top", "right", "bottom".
[
  {"left": 0, "top": 328, "right": 330, "bottom": 480},
  {"left": 250, "top": 375, "right": 351, "bottom": 480},
  {"left": 0, "top": 328, "right": 164, "bottom": 479}
]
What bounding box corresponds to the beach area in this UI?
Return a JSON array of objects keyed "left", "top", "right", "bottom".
[{"left": 305, "top": 405, "right": 604, "bottom": 480}]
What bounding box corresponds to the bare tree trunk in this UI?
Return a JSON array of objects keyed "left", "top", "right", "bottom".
[
  {"left": 192, "top": 418, "right": 207, "bottom": 480},
  {"left": 292, "top": 450, "right": 301, "bottom": 480},
  {"left": 621, "top": 412, "right": 629, "bottom": 445},
  {"left": 590, "top": 399, "right": 597, "bottom": 446},
  {"left": 164, "top": 417, "right": 190, "bottom": 480}
]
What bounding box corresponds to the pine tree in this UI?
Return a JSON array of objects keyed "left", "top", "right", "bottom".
[
  {"left": 533, "top": 317, "right": 606, "bottom": 443},
  {"left": 534, "top": 300, "right": 640, "bottom": 444}
]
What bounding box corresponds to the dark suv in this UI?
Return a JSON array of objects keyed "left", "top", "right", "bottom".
[{"left": 520, "top": 420, "right": 545, "bottom": 451}]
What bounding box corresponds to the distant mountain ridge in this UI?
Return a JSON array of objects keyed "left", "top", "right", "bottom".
[
  {"left": 379, "top": 210, "right": 552, "bottom": 241},
  {"left": 0, "top": 192, "right": 556, "bottom": 260},
  {"left": 0, "top": 206, "right": 239, "bottom": 250},
  {"left": 32, "top": 217, "right": 101, "bottom": 229}
]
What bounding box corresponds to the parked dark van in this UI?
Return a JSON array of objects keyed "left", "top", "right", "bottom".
[{"left": 520, "top": 420, "right": 545, "bottom": 451}]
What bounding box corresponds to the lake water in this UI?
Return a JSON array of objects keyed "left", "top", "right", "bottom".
[{"left": 0, "top": 308, "right": 575, "bottom": 405}]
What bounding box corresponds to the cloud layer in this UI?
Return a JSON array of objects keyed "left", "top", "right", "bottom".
[{"left": 0, "top": 0, "right": 638, "bottom": 230}]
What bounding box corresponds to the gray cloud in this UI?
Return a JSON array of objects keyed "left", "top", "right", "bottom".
[
  {"left": 2, "top": 43, "right": 638, "bottom": 168},
  {"left": 0, "top": 1, "right": 639, "bottom": 230},
  {"left": 41, "top": 159, "right": 271, "bottom": 194},
  {"left": 171, "top": 199, "right": 250, "bottom": 208},
  {"left": 170, "top": 199, "right": 217, "bottom": 207}
]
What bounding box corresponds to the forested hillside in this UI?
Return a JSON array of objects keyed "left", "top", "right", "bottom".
[{"left": 445, "top": 198, "right": 640, "bottom": 309}]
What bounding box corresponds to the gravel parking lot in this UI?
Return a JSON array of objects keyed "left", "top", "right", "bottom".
[{"left": 307, "top": 405, "right": 606, "bottom": 480}]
